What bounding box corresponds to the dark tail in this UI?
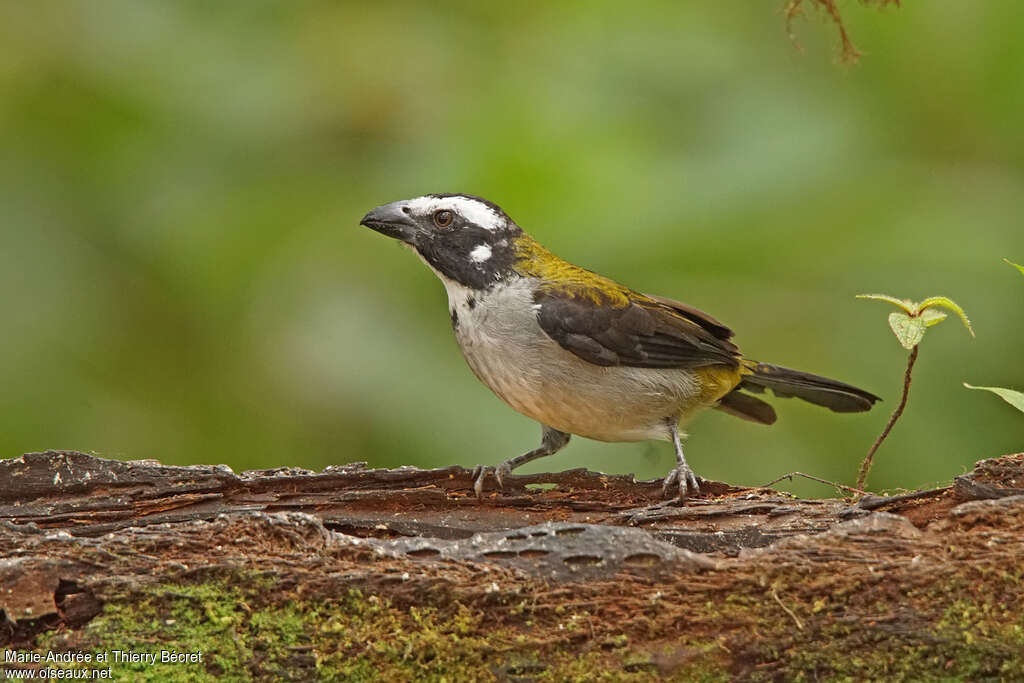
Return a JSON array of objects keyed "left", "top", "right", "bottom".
[
  {"left": 737, "top": 362, "right": 881, "bottom": 414},
  {"left": 717, "top": 390, "right": 778, "bottom": 425},
  {"left": 716, "top": 363, "right": 880, "bottom": 424}
]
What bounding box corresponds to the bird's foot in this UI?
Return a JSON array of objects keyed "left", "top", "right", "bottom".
[
  {"left": 472, "top": 462, "right": 512, "bottom": 498},
  {"left": 661, "top": 464, "right": 702, "bottom": 500}
]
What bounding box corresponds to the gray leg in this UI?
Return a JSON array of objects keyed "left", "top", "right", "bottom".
[
  {"left": 661, "top": 420, "right": 701, "bottom": 499},
  {"left": 473, "top": 425, "right": 571, "bottom": 498}
]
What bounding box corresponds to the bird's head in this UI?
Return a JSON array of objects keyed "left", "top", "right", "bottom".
[{"left": 360, "top": 193, "right": 525, "bottom": 289}]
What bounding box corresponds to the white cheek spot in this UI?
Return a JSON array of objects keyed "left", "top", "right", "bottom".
[{"left": 470, "top": 244, "right": 492, "bottom": 263}]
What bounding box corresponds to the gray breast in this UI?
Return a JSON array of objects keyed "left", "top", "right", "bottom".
[{"left": 441, "top": 276, "right": 702, "bottom": 443}]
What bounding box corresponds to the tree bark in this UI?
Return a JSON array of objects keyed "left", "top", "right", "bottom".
[{"left": 2, "top": 450, "right": 1023, "bottom": 680}]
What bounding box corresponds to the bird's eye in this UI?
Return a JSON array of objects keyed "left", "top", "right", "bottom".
[{"left": 433, "top": 210, "right": 453, "bottom": 228}]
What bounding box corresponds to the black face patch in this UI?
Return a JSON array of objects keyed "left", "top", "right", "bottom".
[
  {"left": 450, "top": 307, "right": 459, "bottom": 330},
  {"left": 415, "top": 223, "right": 521, "bottom": 290}
]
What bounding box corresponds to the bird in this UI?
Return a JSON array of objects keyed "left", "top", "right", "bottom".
[{"left": 360, "top": 193, "right": 880, "bottom": 499}]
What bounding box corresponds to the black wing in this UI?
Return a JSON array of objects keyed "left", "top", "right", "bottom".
[{"left": 534, "top": 284, "right": 741, "bottom": 369}]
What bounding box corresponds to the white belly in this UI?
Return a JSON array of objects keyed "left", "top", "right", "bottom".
[{"left": 442, "top": 277, "right": 703, "bottom": 442}]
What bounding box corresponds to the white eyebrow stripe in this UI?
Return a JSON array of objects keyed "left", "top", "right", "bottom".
[
  {"left": 470, "top": 244, "right": 492, "bottom": 262},
  {"left": 406, "top": 195, "right": 504, "bottom": 231}
]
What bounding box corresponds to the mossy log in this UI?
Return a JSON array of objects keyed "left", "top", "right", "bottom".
[{"left": 2, "top": 450, "right": 1024, "bottom": 681}]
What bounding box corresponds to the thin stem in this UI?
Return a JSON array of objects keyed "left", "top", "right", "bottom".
[
  {"left": 761, "top": 471, "right": 869, "bottom": 497},
  {"left": 856, "top": 345, "right": 919, "bottom": 491}
]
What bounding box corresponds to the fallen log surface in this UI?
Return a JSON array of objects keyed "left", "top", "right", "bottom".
[{"left": 2, "top": 450, "right": 1023, "bottom": 680}]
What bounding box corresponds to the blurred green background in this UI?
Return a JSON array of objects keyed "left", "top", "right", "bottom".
[{"left": 2, "top": 1, "right": 1022, "bottom": 496}]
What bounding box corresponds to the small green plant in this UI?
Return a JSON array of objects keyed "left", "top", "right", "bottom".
[
  {"left": 963, "top": 260, "right": 1024, "bottom": 415},
  {"left": 855, "top": 294, "right": 974, "bottom": 490}
]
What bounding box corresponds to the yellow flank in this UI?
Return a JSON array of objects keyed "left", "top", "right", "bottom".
[
  {"left": 694, "top": 365, "right": 746, "bottom": 403},
  {"left": 513, "top": 235, "right": 632, "bottom": 306}
]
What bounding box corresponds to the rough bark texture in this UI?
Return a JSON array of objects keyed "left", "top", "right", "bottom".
[{"left": 2, "top": 450, "right": 1023, "bottom": 680}]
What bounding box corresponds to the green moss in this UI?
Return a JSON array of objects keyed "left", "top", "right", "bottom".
[
  {"left": 37, "top": 579, "right": 259, "bottom": 681},
  {"left": 24, "top": 561, "right": 1024, "bottom": 681},
  {"left": 31, "top": 574, "right": 676, "bottom": 681},
  {"left": 313, "top": 589, "right": 497, "bottom": 680},
  {"left": 707, "top": 569, "right": 1024, "bottom": 682}
]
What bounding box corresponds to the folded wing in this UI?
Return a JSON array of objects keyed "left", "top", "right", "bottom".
[{"left": 534, "top": 283, "right": 741, "bottom": 370}]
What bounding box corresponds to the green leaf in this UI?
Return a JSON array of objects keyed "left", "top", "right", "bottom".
[
  {"left": 856, "top": 294, "right": 916, "bottom": 315},
  {"left": 888, "top": 311, "right": 926, "bottom": 349},
  {"left": 1006, "top": 259, "right": 1024, "bottom": 276},
  {"left": 964, "top": 383, "right": 1024, "bottom": 414},
  {"left": 919, "top": 308, "right": 947, "bottom": 327},
  {"left": 918, "top": 296, "right": 974, "bottom": 337}
]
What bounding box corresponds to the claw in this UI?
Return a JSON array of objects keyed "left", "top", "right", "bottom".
[
  {"left": 472, "top": 463, "right": 510, "bottom": 498},
  {"left": 471, "top": 465, "right": 487, "bottom": 498},
  {"left": 661, "top": 465, "right": 701, "bottom": 500}
]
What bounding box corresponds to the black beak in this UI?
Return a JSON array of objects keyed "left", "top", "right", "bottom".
[{"left": 359, "top": 201, "right": 418, "bottom": 244}]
